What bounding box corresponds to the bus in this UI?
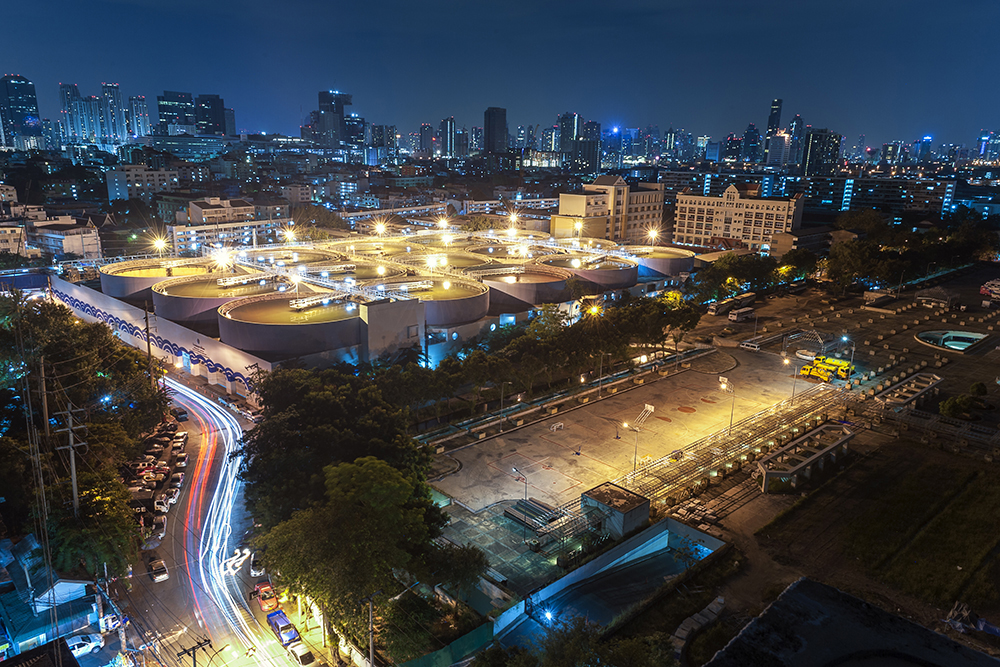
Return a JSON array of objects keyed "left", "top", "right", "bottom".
[
  {"left": 729, "top": 307, "right": 755, "bottom": 322},
  {"left": 708, "top": 298, "right": 736, "bottom": 316}
]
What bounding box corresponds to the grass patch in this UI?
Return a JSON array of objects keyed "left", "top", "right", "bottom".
[
  {"left": 686, "top": 621, "right": 738, "bottom": 666},
  {"left": 842, "top": 464, "right": 978, "bottom": 571},
  {"left": 880, "top": 470, "right": 1000, "bottom": 606}
]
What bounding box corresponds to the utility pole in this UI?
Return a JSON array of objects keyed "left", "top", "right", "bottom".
[
  {"left": 177, "top": 638, "right": 213, "bottom": 667},
  {"left": 361, "top": 591, "right": 381, "bottom": 667},
  {"left": 39, "top": 355, "right": 50, "bottom": 438},
  {"left": 144, "top": 302, "right": 154, "bottom": 388},
  {"left": 55, "top": 404, "right": 87, "bottom": 517}
]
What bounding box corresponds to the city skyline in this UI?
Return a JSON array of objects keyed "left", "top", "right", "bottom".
[{"left": 3, "top": 0, "right": 994, "bottom": 148}]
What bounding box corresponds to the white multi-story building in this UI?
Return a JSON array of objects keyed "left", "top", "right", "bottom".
[
  {"left": 279, "top": 184, "right": 315, "bottom": 204},
  {"left": 0, "top": 184, "right": 18, "bottom": 203},
  {"left": 674, "top": 183, "right": 804, "bottom": 252},
  {"left": 551, "top": 176, "right": 664, "bottom": 243},
  {"left": 106, "top": 165, "right": 179, "bottom": 202},
  {"left": 188, "top": 197, "right": 255, "bottom": 224},
  {"left": 0, "top": 224, "right": 27, "bottom": 255},
  {"left": 25, "top": 219, "right": 103, "bottom": 258},
  {"left": 167, "top": 219, "right": 290, "bottom": 253}
]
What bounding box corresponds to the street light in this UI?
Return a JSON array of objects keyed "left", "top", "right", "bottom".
[
  {"left": 498, "top": 381, "right": 512, "bottom": 433},
  {"left": 719, "top": 377, "right": 736, "bottom": 435},
  {"left": 783, "top": 355, "right": 799, "bottom": 404},
  {"left": 374, "top": 221, "right": 386, "bottom": 236},
  {"left": 512, "top": 466, "right": 529, "bottom": 542},
  {"left": 437, "top": 217, "right": 448, "bottom": 229},
  {"left": 647, "top": 228, "right": 658, "bottom": 245},
  {"left": 152, "top": 237, "right": 168, "bottom": 257},
  {"left": 842, "top": 336, "right": 856, "bottom": 379},
  {"left": 574, "top": 220, "right": 583, "bottom": 240},
  {"left": 623, "top": 422, "right": 641, "bottom": 472}
]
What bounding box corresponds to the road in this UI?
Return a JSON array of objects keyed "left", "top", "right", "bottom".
[{"left": 93, "top": 379, "right": 306, "bottom": 667}]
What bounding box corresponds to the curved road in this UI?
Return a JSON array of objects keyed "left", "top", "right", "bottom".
[{"left": 118, "top": 379, "right": 295, "bottom": 667}]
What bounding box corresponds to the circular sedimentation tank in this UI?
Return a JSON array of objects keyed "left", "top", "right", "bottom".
[
  {"left": 411, "top": 232, "right": 479, "bottom": 250},
  {"left": 239, "top": 247, "right": 341, "bottom": 267},
  {"left": 331, "top": 240, "right": 424, "bottom": 257},
  {"left": 99, "top": 257, "right": 221, "bottom": 301},
  {"left": 367, "top": 276, "right": 489, "bottom": 326},
  {"left": 152, "top": 273, "right": 282, "bottom": 326},
  {"left": 535, "top": 253, "right": 638, "bottom": 290},
  {"left": 469, "top": 243, "right": 562, "bottom": 261},
  {"left": 623, "top": 246, "right": 696, "bottom": 277},
  {"left": 314, "top": 261, "right": 404, "bottom": 282},
  {"left": 394, "top": 251, "right": 493, "bottom": 270},
  {"left": 218, "top": 291, "right": 363, "bottom": 358},
  {"left": 481, "top": 265, "right": 572, "bottom": 309},
  {"left": 553, "top": 237, "right": 619, "bottom": 251}
]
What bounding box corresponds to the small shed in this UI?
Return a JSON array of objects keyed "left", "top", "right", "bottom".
[
  {"left": 582, "top": 482, "right": 650, "bottom": 539},
  {"left": 915, "top": 286, "right": 958, "bottom": 309}
]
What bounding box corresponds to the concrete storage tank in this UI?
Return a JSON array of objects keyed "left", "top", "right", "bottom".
[
  {"left": 218, "top": 292, "right": 363, "bottom": 358},
  {"left": 624, "top": 246, "right": 696, "bottom": 278},
  {"left": 240, "top": 247, "right": 341, "bottom": 268},
  {"left": 469, "top": 243, "right": 562, "bottom": 261},
  {"left": 480, "top": 265, "right": 572, "bottom": 311},
  {"left": 368, "top": 276, "right": 489, "bottom": 327},
  {"left": 331, "top": 240, "right": 424, "bottom": 257},
  {"left": 395, "top": 251, "right": 492, "bottom": 270},
  {"left": 99, "top": 258, "right": 218, "bottom": 302},
  {"left": 535, "top": 254, "right": 638, "bottom": 291},
  {"left": 553, "top": 237, "right": 619, "bottom": 251},
  {"left": 152, "top": 273, "right": 281, "bottom": 329},
  {"left": 412, "top": 232, "right": 478, "bottom": 250},
  {"left": 314, "top": 261, "right": 404, "bottom": 282}
]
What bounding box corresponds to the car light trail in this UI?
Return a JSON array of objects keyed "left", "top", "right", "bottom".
[{"left": 165, "top": 379, "right": 285, "bottom": 667}]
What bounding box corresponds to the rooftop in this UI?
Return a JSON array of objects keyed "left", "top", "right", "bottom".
[{"left": 583, "top": 482, "right": 648, "bottom": 513}]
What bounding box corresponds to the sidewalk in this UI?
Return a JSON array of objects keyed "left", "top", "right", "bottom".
[{"left": 284, "top": 599, "right": 348, "bottom": 666}]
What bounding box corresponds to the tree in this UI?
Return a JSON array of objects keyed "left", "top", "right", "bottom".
[
  {"left": 779, "top": 248, "right": 818, "bottom": 280},
  {"left": 259, "top": 457, "right": 442, "bottom": 639},
  {"left": 970, "top": 382, "right": 988, "bottom": 397},
  {"left": 434, "top": 543, "right": 489, "bottom": 595},
  {"left": 291, "top": 204, "right": 349, "bottom": 229},
  {"left": 236, "top": 367, "right": 435, "bottom": 531}
]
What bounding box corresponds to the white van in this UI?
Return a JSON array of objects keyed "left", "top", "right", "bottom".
[{"left": 739, "top": 341, "right": 761, "bottom": 352}]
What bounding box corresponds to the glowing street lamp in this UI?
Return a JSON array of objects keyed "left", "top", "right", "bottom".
[
  {"left": 152, "top": 237, "right": 168, "bottom": 257},
  {"left": 783, "top": 356, "right": 799, "bottom": 404},
  {"left": 574, "top": 220, "right": 583, "bottom": 240},
  {"left": 719, "top": 376, "right": 736, "bottom": 435},
  {"left": 284, "top": 229, "right": 296, "bottom": 243},
  {"left": 648, "top": 228, "right": 659, "bottom": 245},
  {"left": 374, "top": 222, "right": 386, "bottom": 237},
  {"left": 437, "top": 217, "right": 448, "bottom": 229}
]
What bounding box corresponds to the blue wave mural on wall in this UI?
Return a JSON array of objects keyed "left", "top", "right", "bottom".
[{"left": 53, "top": 288, "right": 252, "bottom": 389}]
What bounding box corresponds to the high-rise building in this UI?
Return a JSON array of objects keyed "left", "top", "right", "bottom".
[
  {"left": 557, "top": 112, "right": 582, "bottom": 153},
  {"left": 224, "top": 108, "right": 236, "bottom": 136},
  {"left": 723, "top": 133, "right": 742, "bottom": 162},
  {"left": 195, "top": 94, "right": 226, "bottom": 135},
  {"left": 764, "top": 98, "right": 782, "bottom": 154},
  {"left": 455, "top": 128, "right": 469, "bottom": 157},
  {"left": 128, "top": 95, "right": 152, "bottom": 138},
  {"left": 582, "top": 120, "right": 601, "bottom": 143},
  {"left": 470, "top": 126, "right": 483, "bottom": 153},
  {"left": 157, "top": 91, "right": 196, "bottom": 130},
  {"left": 802, "top": 128, "right": 842, "bottom": 176},
  {"left": 541, "top": 126, "right": 559, "bottom": 153},
  {"left": 317, "top": 90, "right": 351, "bottom": 147},
  {"left": 58, "top": 83, "right": 82, "bottom": 141},
  {"left": 484, "top": 107, "right": 507, "bottom": 154},
  {"left": 419, "top": 123, "right": 434, "bottom": 153},
  {"left": 0, "top": 74, "right": 42, "bottom": 148},
  {"left": 741, "top": 123, "right": 761, "bottom": 163},
  {"left": 101, "top": 83, "right": 128, "bottom": 144},
  {"left": 765, "top": 132, "right": 791, "bottom": 167},
  {"left": 788, "top": 114, "right": 805, "bottom": 165},
  {"left": 438, "top": 116, "right": 456, "bottom": 157}
]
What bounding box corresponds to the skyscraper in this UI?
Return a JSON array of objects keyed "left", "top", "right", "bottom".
[
  {"left": 195, "top": 94, "right": 226, "bottom": 135},
  {"left": 157, "top": 91, "right": 196, "bottom": 133},
  {"left": 0, "top": 74, "right": 42, "bottom": 148},
  {"left": 741, "top": 123, "right": 761, "bottom": 162},
  {"left": 128, "top": 95, "right": 152, "bottom": 138},
  {"left": 723, "top": 133, "right": 742, "bottom": 162},
  {"left": 765, "top": 132, "right": 790, "bottom": 167},
  {"left": 470, "top": 127, "right": 483, "bottom": 153},
  {"left": 102, "top": 83, "right": 128, "bottom": 144},
  {"left": 764, "top": 98, "right": 782, "bottom": 154},
  {"left": 558, "top": 112, "right": 582, "bottom": 153},
  {"left": 802, "top": 128, "right": 842, "bottom": 176},
  {"left": 59, "top": 83, "right": 83, "bottom": 141},
  {"left": 224, "top": 108, "right": 236, "bottom": 136},
  {"left": 484, "top": 107, "right": 507, "bottom": 154},
  {"left": 439, "top": 116, "right": 456, "bottom": 157},
  {"left": 788, "top": 114, "right": 805, "bottom": 165},
  {"left": 582, "top": 120, "right": 601, "bottom": 143},
  {"left": 419, "top": 123, "right": 434, "bottom": 152},
  {"left": 318, "top": 90, "right": 351, "bottom": 147}
]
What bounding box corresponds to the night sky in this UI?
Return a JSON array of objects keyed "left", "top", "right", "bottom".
[{"left": 5, "top": 0, "right": 995, "bottom": 147}]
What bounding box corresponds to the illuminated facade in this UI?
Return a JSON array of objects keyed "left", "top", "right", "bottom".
[
  {"left": 553, "top": 176, "right": 665, "bottom": 242},
  {"left": 674, "top": 183, "right": 804, "bottom": 251}
]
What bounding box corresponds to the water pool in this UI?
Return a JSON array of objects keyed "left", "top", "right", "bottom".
[{"left": 915, "top": 330, "right": 986, "bottom": 352}]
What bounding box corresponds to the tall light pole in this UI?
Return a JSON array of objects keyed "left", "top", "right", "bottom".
[
  {"left": 574, "top": 220, "right": 583, "bottom": 241},
  {"left": 842, "top": 336, "right": 856, "bottom": 379},
  {"left": 512, "top": 467, "right": 528, "bottom": 543},
  {"left": 498, "top": 381, "right": 512, "bottom": 433},
  {"left": 784, "top": 356, "right": 799, "bottom": 404},
  {"left": 623, "top": 422, "right": 640, "bottom": 472},
  {"left": 719, "top": 377, "right": 736, "bottom": 435},
  {"left": 647, "top": 228, "right": 658, "bottom": 246}
]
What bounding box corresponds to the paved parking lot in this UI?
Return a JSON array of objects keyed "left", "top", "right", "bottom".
[{"left": 433, "top": 349, "right": 801, "bottom": 511}]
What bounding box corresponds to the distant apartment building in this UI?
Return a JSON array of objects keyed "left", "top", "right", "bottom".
[
  {"left": 0, "top": 224, "right": 27, "bottom": 255},
  {"left": 279, "top": 184, "right": 314, "bottom": 204},
  {"left": 24, "top": 218, "right": 103, "bottom": 258},
  {"left": 0, "top": 184, "right": 17, "bottom": 203},
  {"left": 106, "top": 165, "right": 179, "bottom": 202},
  {"left": 674, "top": 183, "right": 804, "bottom": 252},
  {"left": 551, "top": 176, "right": 664, "bottom": 243},
  {"left": 167, "top": 219, "right": 289, "bottom": 253},
  {"left": 253, "top": 199, "right": 291, "bottom": 220},
  {"left": 188, "top": 197, "right": 255, "bottom": 224}
]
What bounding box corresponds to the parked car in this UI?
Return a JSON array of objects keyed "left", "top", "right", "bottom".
[
  {"left": 165, "top": 487, "right": 180, "bottom": 504},
  {"left": 286, "top": 643, "right": 318, "bottom": 667},
  {"left": 67, "top": 634, "right": 105, "bottom": 657},
  {"left": 144, "top": 444, "right": 165, "bottom": 456},
  {"left": 171, "top": 407, "right": 189, "bottom": 421},
  {"left": 169, "top": 472, "right": 185, "bottom": 488},
  {"left": 159, "top": 422, "right": 179, "bottom": 434},
  {"left": 175, "top": 453, "right": 189, "bottom": 468},
  {"left": 151, "top": 515, "right": 167, "bottom": 540},
  {"left": 154, "top": 494, "right": 170, "bottom": 513},
  {"left": 266, "top": 610, "right": 299, "bottom": 646},
  {"left": 251, "top": 581, "right": 279, "bottom": 611},
  {"left": 149, "top": 559, "right": 169, "bottom": 582},
  {"left": 249, "top": 552, "right": 265, "bottom": 577},
  {"left": 147, "top": 435, "right": 172, "bottom": 445}
]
